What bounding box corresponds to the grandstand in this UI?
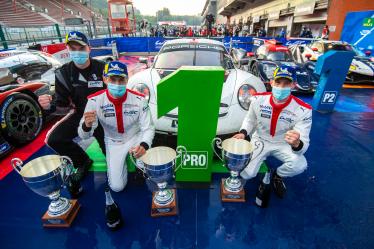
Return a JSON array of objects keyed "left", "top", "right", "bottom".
[{"left": 0, "top": 0, "right": 106, "bottom": 27}]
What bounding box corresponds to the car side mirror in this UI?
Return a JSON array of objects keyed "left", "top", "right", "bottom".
[{"left": 305, "top": 54, "right": 312, "bottom": 60}]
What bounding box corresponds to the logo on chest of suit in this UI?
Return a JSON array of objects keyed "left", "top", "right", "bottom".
[
  {"left": 100, "top": 103, "right": 115, "bottom": 117},
  {"left": 279, "top": 116, "right": 294, "bottom": 123},
  {"left": 260, "top": 104, "right": 272, "bottom": 118},
  {"left": 124, "top": 110, "right": 138, "bottom": 116}
]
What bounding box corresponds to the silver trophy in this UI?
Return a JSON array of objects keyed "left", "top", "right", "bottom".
[
  {"left": 130, "top": 146, "right": 186, "bottom": 216},
  {"left": 212, "top": 137, "right": 264, "bottom": 201},
  {"left": 11, "top": 155, "right": 80, "bottom": 227}
]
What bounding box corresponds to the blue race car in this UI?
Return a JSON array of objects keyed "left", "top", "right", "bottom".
[{"left": 235, "top": 39, "right": 317, "bottom": 93}]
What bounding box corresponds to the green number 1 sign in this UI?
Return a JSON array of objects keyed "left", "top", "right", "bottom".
[{"left": 157, "top": 66, "right": 224, "bottom": 182}]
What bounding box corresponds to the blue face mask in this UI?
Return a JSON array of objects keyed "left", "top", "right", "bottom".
[
  {"left": 108, "top": 83, "right": 126, "bottom": 98},
  {"left": 272, "top": 86, "right": 291, "bottom": 101},
  {"left": 69, "top": 51, "right": 89, "bottom": 65}
]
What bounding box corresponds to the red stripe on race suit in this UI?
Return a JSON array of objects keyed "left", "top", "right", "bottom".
[
  {"left": 106, "top": 90, "right": 126, "bottom": 133},
  {"left": 269, "top": 95, "right": 292, "bottom": 137}
]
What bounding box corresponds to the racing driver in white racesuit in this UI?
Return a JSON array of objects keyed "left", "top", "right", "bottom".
[
  {"left": 78, "top": 61, "right": 155, "bottom": 229},
  {"left": 233, "top": 65, "right": 312, "bottom": 199}
]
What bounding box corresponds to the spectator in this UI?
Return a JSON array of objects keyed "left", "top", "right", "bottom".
[{"left": 321, "top": 25, "right": 329, "bottom": 40}]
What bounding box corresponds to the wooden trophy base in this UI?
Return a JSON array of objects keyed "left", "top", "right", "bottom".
[
  {"left": 151, "top": 189, "right": 178, "bottom": 217},
  {"left": 220, "top": 179, "right": 245, "bottom": 202},
  {"left": 42, "top": 199, "right": 80, "bottom": 228}
]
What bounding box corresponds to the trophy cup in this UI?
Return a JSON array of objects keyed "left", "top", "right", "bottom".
[
  {"left": 212, "top": 137, "right": 264, "bottom": 202},
  {"left": 131, "top": 146, "right": 186, "bottom": 217},
  {"left": 11, "top": 155, "right": 81, "bottom": 227}
]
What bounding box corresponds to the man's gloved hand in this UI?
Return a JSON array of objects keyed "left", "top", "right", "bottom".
[{"left": 284, "top": 130, "right": 301, "bottom": 148}]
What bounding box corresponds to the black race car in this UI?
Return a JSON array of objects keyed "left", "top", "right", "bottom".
[
  {"left": 0, "top": 49, "right": 59, "bottom": 157},
  {"left": 234, "top": 40, "right": 318, "bottom": 93}
]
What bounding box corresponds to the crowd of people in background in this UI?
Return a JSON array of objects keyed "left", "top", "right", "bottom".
[{"left": 136, "top": 18, "right": 329, "bottom": 39}]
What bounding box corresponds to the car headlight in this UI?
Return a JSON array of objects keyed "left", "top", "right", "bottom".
[
  {"left": 132, "top": 83, "right": 150, "bottom": 102},
  {"left": 237, "top": 84, "right": 257, "bottom": 110},
  {"left": 349, "top": 65, "right": 357, "bottom": 71},
  {"left": 262, "top": 64, "right": 276, "bottom": 79}
]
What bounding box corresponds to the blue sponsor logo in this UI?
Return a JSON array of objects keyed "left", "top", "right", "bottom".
[{"left": 0, "top": 142, "right": 10, "bottom": 153}]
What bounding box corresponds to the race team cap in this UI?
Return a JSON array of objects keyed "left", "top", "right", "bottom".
[
  {"left": 104, "top": 61, "right": 128, "bottom": 77},
  {"left": 65, "top": 31, "right": 89, "bottom": 46},
  {"left": 273, "top": 65, "right": 295, "bottom": 82}
]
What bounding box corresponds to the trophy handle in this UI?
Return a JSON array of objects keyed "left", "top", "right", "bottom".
[
  {"left": 211, "top": 137, "right": 224, "bottom": 162},
  {"left": 129, "top": 152, "right": 146, "bottom": 175},
  {"left": 174, "top": 145, "right": 187, "bottom": 172},
  {"left": 250, "top": 140, "right": 265, "bottom": 162},
  {"left": 60, "top": 156, "right": 74, "bottom": 183},
  {"left": 11, "top": 158, "right": 24, "bottom": 174}
]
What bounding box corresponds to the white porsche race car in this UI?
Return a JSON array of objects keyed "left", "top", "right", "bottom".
[
  {"left": 289, "top": 40, "right": 374, "bottom": 83},
  {"left": 128, "top": 38, "right": 266, "bottom": 137}
]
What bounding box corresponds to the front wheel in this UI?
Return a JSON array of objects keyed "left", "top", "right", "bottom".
[{"left": 0, "top": 93, "right": 43, "bottom": 146}]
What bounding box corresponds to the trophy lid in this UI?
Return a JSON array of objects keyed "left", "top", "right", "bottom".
[
  {"left": 19, "top": 155, "right": 62, "bottom": 178},
  {"left": 140, "top": 146, "right": 177, "bottom": 166},
  {"left": 222, "top": 138, "right": 253, "bottom": 155}
]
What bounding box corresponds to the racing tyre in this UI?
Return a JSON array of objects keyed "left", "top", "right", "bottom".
[{"left": 0, "top": 93, "right": 43, "bottom": 146}]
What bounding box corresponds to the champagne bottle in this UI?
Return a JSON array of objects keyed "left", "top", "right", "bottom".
[
  {"left": 255, "top": 170, "right": 271, "bottom": 208},
  {"left": 105, "top": 187, "right": 123, "bottom": 230}
]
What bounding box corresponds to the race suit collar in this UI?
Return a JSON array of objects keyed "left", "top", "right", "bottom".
[{"left": 269, "top": 95, "right": 292, "bottom": 109}]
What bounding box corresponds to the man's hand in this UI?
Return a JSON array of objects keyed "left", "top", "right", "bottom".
[
  {"left": 285, "top": 130, "right": 301, "bottom": 148},
  {"left": 38, "top": 94, "right": 52, "bottom": 110},
  {"left": 83, "top": 111, "right": 96, "bottom": 128},
  {"left": 130, "top": 145, "right": 146, "bottom": 158},
  {"left": 233, "top": 133, "right": 245, "bottom": 140}
]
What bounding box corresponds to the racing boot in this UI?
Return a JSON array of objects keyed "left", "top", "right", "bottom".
[
  {"left": 105, "top": 187, "right": 123, "bottom": 230},
  {"left": 75, "top": 158, "right": 93, "bottom": 181},
  {"left": 272, "top": 170, "right": 286, "bottom": 199},
  {"left": 255, "top": 169, "right": 271, "bottom": 208}
]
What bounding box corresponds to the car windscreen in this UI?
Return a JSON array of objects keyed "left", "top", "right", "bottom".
[
  {"left": 350, "top": 45, "right": 366, "bottom": 57},
  {"left": 154, "top": 43, "right": 233, "bottom": 69},
  {"left": 266, "top": 51, "right": 293, "bottom": 61}
]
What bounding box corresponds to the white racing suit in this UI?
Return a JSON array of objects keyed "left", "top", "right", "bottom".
[
  {"left": 78, "top": 89, "right": 155, "bottom": 192},
  {"left": 239, "top": 92, "right": 312, "bottom": 179}
]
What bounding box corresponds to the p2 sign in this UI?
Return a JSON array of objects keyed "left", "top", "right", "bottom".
[
  {"left": 312, "top": 50, "right": 354, "bottom": 112},
  {"left": 321, "top": 91, "right": 337, "bottom": 104}
]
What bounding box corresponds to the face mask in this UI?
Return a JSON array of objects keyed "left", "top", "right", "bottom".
[
  {"left": 272, "top": 86, "right": 291, "bottom": 101},
  {"left": 69, "top": 51, "right": 89, "bottom": 65},
  {"left": 108, "top": 83, "right": 126, "bottom": 98}
]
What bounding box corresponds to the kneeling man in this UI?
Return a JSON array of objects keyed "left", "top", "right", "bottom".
[
  {"left": 233, "top": 65, "right": 312, "bottom": 198},
  {"left": 78, "top": 61, "right": 155, "bottom": 229}
]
